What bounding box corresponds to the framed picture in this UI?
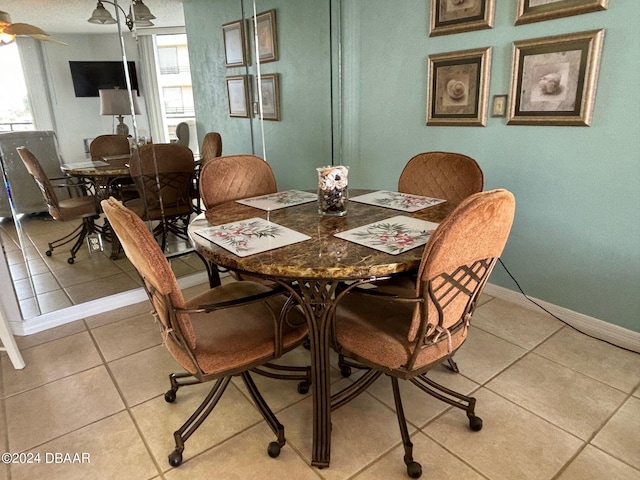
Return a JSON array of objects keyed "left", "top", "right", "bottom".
[
  {"left": 427, "top": 47, "right": 492, "bottom": 126},
  {"left": 516, "top": 0, "right": 608, "bottom": 26},
  {"left": 257, "top": 74, "right": 280, "bottom": 121},
  {"left": 492, "top": 95, "right": 507, "bottom": 117},
  {"left": 222, "top": 20, "right": 249, "bottom": 67},
  {"left": 507, "top": 29, "right": 604, "bottom": 126},
  {"left": 226, "top": 75, "right": 250, "bottom": 118},
  {"left": 429, "top": 0, "right": 495, "bottom": 37},
  {"left": 253, "top": 9, "right": 278, "bottom": 63}
]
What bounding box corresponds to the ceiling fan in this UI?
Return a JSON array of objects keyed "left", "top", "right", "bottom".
[{"left": 0, "top": 10, "right": 66, "bottom": 46}]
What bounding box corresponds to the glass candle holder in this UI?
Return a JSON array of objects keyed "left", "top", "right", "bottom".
[{"left": 317, "top": 165, "right": 349, "bottom": 216}]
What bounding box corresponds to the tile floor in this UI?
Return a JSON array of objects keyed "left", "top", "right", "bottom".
[
  {"left": 0, "top": 213, "right": 205, "bottom": 319},
  {"left": 1, "top": 288, "right": 639, "bottom": 480}
]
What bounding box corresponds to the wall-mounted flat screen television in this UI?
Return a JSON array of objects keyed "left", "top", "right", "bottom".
[{"left": 69, "top": 61, "right": 139, "bottom": 97}]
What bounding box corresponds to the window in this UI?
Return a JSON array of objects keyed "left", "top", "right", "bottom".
[
  {"left": 0, "top": 43, "right": 33, "bottom": 131},
  {"left": 158, "top": 46, "right": 179, "bottom": 74}
]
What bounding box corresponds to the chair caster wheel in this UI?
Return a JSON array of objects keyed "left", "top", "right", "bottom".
[
  {"left": 469, "top": 415, "right": 483, "bottom": 431},
  {"left": 67, "top": 258, "right": 74, "bottom": 264},
  {"left": 164, "top": 390, "right": 177, "bottom": 403},
  {"left": 407, "top": 461, "right": 422, "bottom": 478},
  {"left": 297, "top": 381, "right": 310, "bottom": 394},
  {"left": 267, "top": 441, "right": 281, "bottom": 458},
  {"left": 46, "top": 250, "right": 52, "bottom": 257},
  {"left": 168, "top": 449, "right": 183, "bottom": 467},
  {"left": 340, "top": 365, "right": 351, "bottom": 378}
]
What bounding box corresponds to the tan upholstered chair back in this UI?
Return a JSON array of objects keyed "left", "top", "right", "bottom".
[
  {"left": 89, "top": 134, "right": 130, "bottom": 161},
  {"left": 408, "top": 189, "right": 515, "bottom": 342},
  {"left": 16, "top": 147, "right": 64, "bottom": 220},
  {"left": 101, "top": 197, "right": 196, "bottom": 354},
  {"left": 398, "top": 152, "right": 484, "bottom": 206},
  {"left": 129, "top": 143, "right": 195, "bottom": 212},
  {"left": 199, "top": 154, "right": 277, "bottom": 209},
  {"left": 200, "top": 132, "right": 223, "bottom": 164}
]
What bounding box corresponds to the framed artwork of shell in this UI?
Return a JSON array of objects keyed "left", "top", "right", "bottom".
[
  {"left": 426, "top": 47, "right": 492, "bottom": 126},
  {"left": 507, "top": 29, "right": 604, "bottom": 126},
  {"left": 516, "top": 0, "right": 608, "bottom": 26},
  {"left": 429, "top": 0, "right": 495, "bottom": 36}
]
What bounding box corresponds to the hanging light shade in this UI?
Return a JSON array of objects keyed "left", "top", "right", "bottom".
[
  {"left": 132, "top": 1, "right": 156, "bottom": 21},
  {"left": 88, "top": 2, "right": 117, "bottom": 25}
]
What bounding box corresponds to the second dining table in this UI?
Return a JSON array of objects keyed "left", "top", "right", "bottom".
[{"left": 188, "top": 188, "right": 454, "bottom": 469}]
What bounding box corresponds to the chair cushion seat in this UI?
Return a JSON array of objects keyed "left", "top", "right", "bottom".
[
  {"left": 335, "top": 292, "right": 466, "bottom": 376},
  {"left": 56, "top": 195, "right": 98, "bottom": 220},
  {"left": 168, "top": 282, "right": 308, "bottom": 376},
  {"left": 124, "top": 198, "right": 192, "bottom": 220}
]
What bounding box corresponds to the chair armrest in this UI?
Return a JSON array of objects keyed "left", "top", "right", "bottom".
[{"left": 178, "top": 283, "right": 288, "bottom": 314}]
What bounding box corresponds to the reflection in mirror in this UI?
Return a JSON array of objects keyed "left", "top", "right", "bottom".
[{"left": 0, "top": 1, "right": 215, "bottom": 331}]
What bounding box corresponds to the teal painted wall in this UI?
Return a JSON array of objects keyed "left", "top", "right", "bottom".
[
  {"left": 184, "top": 0, "right": 332, "bottom": 190},
  {"left": 341, "top": 0, "right": 640, "bottom": 332},
  {"left": 184, "top": 0, "right": 640, "bottom": 332}
]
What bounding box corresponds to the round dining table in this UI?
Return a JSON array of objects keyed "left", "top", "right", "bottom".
[{"left": 188, "top": 189, "right": 454, "bottom": 468}]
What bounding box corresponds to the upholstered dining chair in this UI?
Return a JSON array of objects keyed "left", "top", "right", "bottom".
[
  {"left": 331, "top": 189, "right": 515, "bottom": 478},
  {"left": 17, "top": 147, "right": 102, "bottom": 264},
  {"left": 198, "top": 154, "right": 278, "bottom": 284},
  {"left": 199, "top": 154, "right": 277, "bottom": 210},
  {"left": 398, "top": 151, "right": 484, "bottom": 206},
  {"left": 101, "top": 197, "right": 309, "bottom": 467},
  {"left": 200, "top": 132, "right": 223, "bottom": 164},
  {"left": 89, "top": 134, "right": 130, "bottom": 160},
  {"left": 174, "top": 121, "right": 190, "bottom": 146},
  {"left": 125, "top": 143, "right": 196, "bottom": 252}
]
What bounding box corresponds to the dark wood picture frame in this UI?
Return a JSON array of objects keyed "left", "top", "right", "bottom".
[
  {"left": 257, "top": 73, "right": 280, "bottom": 121},
  {"left": 253, "top": 9, "right": 278, "bottom": 63}
]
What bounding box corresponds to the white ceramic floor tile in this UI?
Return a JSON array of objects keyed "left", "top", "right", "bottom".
[
  {"left": 591, "top": 396, "right": 640, "bottom": 470},
  {"left": 473, "top": 298, "right": 563, "bottom": 350},
  {"left": 2, "top": 331, "right": 102, "bottom": 397},
  {"left": 534, "top": 327, "right": 640, "bottom": 393},
  {"left": 352, "top": 432, "right": 485, "bottom": 480},
  {"left": 277, "top": 378, "right": 408, "bottom": 480},
  {"left": 487, "top": 353, "right": 627, "bottom": 439},
  {"left": 557, "top": 445, "right": 640, "bottom": 480},
  {"left": 5, "top": 366, "right": 124, "bottom": 452},
  {"left": 91, "top": 312, "right": 162, "bottom": 362},
  {"left": 446, "top": 325, "right": 527, "bottom": 384},
  {"left": 108, "top": 344, "right": 183, "bottom": 407},
  {"left": 9, "top": 412, "right": 158, "bottom": 480},
  {"left": 163, "top": 422, "right": 318, "bottom": 480},
  {"left": 427, "top": 388, "right": 583, "bottom": 480},
  {"left": 132, "top": 381, "right": 262, "bottom": 467},
  {"left": 13, "top": 320, "right": 86, "bottom": 351},
  {"left": 363, "top": 364, "right": 480, "bottom": 429}
]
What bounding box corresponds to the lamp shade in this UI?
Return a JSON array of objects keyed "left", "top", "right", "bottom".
[
  {"left": 88, "top": 2, "right": 117, "bottom": 25},
  {"left": 99, "top": 88, "right": 141, "bottom": 116}
]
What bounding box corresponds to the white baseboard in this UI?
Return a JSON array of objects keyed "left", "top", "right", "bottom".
[
  {"left": 483, "top": 283, "right": 640, "bottom": 354},
  {"left": 11, "top": 272, "right": 209, "bottom": 337}
]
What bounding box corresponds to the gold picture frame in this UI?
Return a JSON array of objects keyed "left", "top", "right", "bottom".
[
  {"left": 257, "top": 73, "right": 280, "bottom": 121},
  {"left": 226, "top": 75, "right": 250, "bottom": 118},
  {"left": 427, "top": 47, "right": 492, "bottom": 126},
  {"left": 516, "top": 0, "right": 608, "bottom": 26},
  {"left": 507, "top": 29, "right": 604, "bottom": 126},
  {"left": 222, "top": 19, "right": 249, "bottom": 67},
  {"left": 253, "top": 9, "right": 278, "bottom": 63},
  {"left": 429, "top": 0, "right": 495, "bottom": 37}
]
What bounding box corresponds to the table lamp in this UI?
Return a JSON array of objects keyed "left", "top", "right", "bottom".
[{"left": 99, "top": 88, "right": 140, "bottom": 136}]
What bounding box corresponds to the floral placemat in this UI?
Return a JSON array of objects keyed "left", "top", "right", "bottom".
[
  {"left": 193, "top": 217, "right": 311, "bottom": 257},
  {"left": 350, "top": 190, "right": 445, "bottom": 212},
  {"left": 335, "top": 215, "right": 439, "bottom": 255},
  {"left": 236, "top": 190, "right": 317, "bottom": 211}
]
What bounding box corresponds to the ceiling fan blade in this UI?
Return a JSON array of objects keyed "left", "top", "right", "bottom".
[{"left": 4, "top": 23, "right": 66, "bottom": 45}]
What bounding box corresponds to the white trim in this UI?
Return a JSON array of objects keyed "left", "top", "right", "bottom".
[
  {"left": 483, "top": 283, "right": 640, "bottom": 353},
  {"left": 10, "top": 272, "right": 208, "bottom": 337}
]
